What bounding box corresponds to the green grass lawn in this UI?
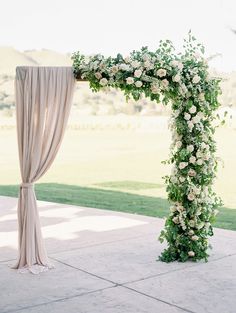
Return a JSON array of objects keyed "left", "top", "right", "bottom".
[{"left": 0, "top": 183, "right": 235, "bottom": 231}]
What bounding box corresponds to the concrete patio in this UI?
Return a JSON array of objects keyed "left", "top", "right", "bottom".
[{"left": 0, "top": 195, "right": 235, "bottom": 313}]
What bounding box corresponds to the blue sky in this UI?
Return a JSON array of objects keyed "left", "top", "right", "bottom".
[{"left": 1, "top": 0, "right": 236, "bottom": 71}]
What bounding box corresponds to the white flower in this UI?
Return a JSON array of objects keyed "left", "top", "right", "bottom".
[
  {"left": 100, "top": 78, "right": 108, "bottom": 86},
  {"left": 170, "top": 60, "right": 179, "bottom": 67},
  {"left": 188, "top": 169, "right": 196, "bottom": 177},
  {"left": 126, "top": 77, "right": 134, "bottom": 85},
  {"left": 184, "top": 113, "right": 191, "bottom": 121},
  {"left": 188, "top": 230, "right": 194, "bottom": 236},
  {"left": 119, "top": 63, "right": 130, "bottom": 71},
  {"left": 124, "top": 56, "right": 131, "bottom": 63},
  {"left": 189, "top": 105, "right": 197, "bottom": 114},
  {"left": 156, "top": 68, "right": 167, "bottom": 77},
  {"left": 187, "top": 145, "right": 194, "bottom": 153},
  {"left": 197, "top": 112, "right": 205, "bottom": 119},
  {"left": 176, "top": 141, "right": 182, "bottom": 148},
  {"left": 135, "top": 81, "right": 143, "bottom": 88},
  {"left": 192, "top": 115, "right": 201, "bottom": 124},
  {"left": 189, "top": 156, "right": 196, "bottom": 164},
  {"left": 170, "top": 176, "right": 178, "bottom": 183},
  {"left": 111, "top": 65, "right": 119, "bottom": 74},
  {"left": 161, "top": 79, "right": 169, "bottom": 88},
  {"left": 187, "top": 121, "right": 194, "bottom": 131},
  {"left": 188, "top": 193, "right": 195, "bottom": 201},
  {"left": 134, "top": 69, "right": 142, "bottom": 78},
  {"left": 196, "top": 150, "right": 203, "bottom": 158},
  {"left": 199, "top": 93, "right": 205, "bottom": 101},
  {"left": 188, "top": 251, "right": 195, "bottom": 257},
  {"left": 170, "top": 206, "right": 177, "bottom": 213},
  {"left": 192, "top": 75, "right": 200, "bottom": 84},
  {"left": 191, "top": 235, "right": 199, "bottom": 241},
  {"left": 172, "top": 216, "right": 179, "bottom": 224},
  {"left": 179, "top": 162, "right": 188, "bottom": 169},
  {"left": 177, "top": 205, "right": 184, "bottom": 212},
  {"left": 179, "top": 176, "right": 186, "bottom": 183},
  {"left": 189, "top": 220, "right": 195, "bottom": 227},
  {"left": 177, "top": 62, "right": 184, "bottom": 71},
  {"left": 95, "top": 72, "right": 102, "bottom": 80},
  {"left": 172, "top": 74, "right": 181, "bottom": 83},
  {"left": 131, "top": 60, "right": 140, "bottom": 68},
  {"left": 197, "top": 159, "right": 203, "bottom": 165},
  {"left": 151, "top": 84, "right": 160, "bottom": 94}
]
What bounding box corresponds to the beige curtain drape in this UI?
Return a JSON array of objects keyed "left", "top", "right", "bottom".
[{"left": 14, "top": 66, "right": 75, "bottom": 273}]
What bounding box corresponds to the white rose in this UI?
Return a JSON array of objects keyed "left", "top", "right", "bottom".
[
  {"left": 179, "top": 176, "right": 186, "bottom": 183},
  {"left": 156, "top": 68, "right": 167, "bottom": 77},
  {"left": 161, "top": 79, "right": 169, "bottom": 88},
  {"left": 170, "top": 176, "right": 178, "bottom": 183},
  {"left": 99, "top": 78, "right": 108, "bottom": 86},
  {"left": 192, "top": 75, "right": 200, "bottom": 84},
  {"left": 188, "top": 251, "right": 195, "bottom": 257},
  {"left": 179, "top": 162, "right": 188, "bottom": 169},
  {"left": 192, "top": 115, "right": 201, "bottom": 124},
  {"left": 199, "top": 93, "right": 205, "bottom": 101},
  {"left": 111, "top": 65, "right": 119, "bottom": 74},
  {"left": 189, "top": 156, "right": 196, "bottom": 164},
  {"left": 196, "top": 150, "right": 202, "bottom": 158},
  {"left": 172, "top": 216, "right": 179, "bottom": 224},
  {"left": 170, "top": 205, "right": 177, "bottom": 213},
  {"left": 172, "top": 74, "right": 181, "bottom": 83},
  {"left": 184, "top": 113, "right": 191, "bottom": 120},
  {"left": 188, "top": 193, "right": 195, "bottom": 201},
  {"left": 188, "top": 230, "right": 194, "bottom": 236},
  {"left": 197, "top": 159, "right": 203, "bottom": 165},
  {"left": 151, "top": 84, "right": 160, "bottom": 94},
  {"left": 177, "top": 62, "right": 184, "bottom": 71},
  {"left": 124, "top": 56, "right": 131, "bottom": 63},
  {"left": 95, "top": 72, "right": 102, "bottom": 80},
  {"left": 187, "top": 121, "right": 194, "bottom": 130},
  {"left": 189, "top": 220, "right": 195, "bottom": 227},
  {"left": 170, "top": 60, "right": 179, "bottom": 67},
  {"left": 131, "top": 60, "right": 140, "bottom": 68},
  {"left": 176, "top": 141, "right": 182, "bottom": 148},
  {"left": 135, "top": 81, "right": 143, "bottom": 88},
  {"left": 187, "top": 145, "right": 194, "bottom": 153},
  {"left": 177, "top": 205, "right": 184, "bottom": 212},
  {"left": 197, "top": 112, "right": 205, "bottom": 119},
  {"left": 191, "top": 235, "right": 199, "bottom": 241},
  {"left": 134, "top": 69, "right": 142, "bottom": 78},
  {"left": 189, "top": 105, "right": 197, "bottom": 114},
  {"left": 126, "top": 77, "right": 134, "bottom": 85},
  {"left": 119, "top": 63, "right": 130, "bottom": 71},
  {"left": 188, "top": 169, "right": 196, "bottom": 177}
]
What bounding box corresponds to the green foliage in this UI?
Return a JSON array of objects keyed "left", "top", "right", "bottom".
[{"left": 71, "top": 33, "right": 222, "bottom": 262}]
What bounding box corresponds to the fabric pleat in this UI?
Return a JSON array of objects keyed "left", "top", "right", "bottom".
[{"left": 14, "top": 66, "right": 75, "bottom": 273}]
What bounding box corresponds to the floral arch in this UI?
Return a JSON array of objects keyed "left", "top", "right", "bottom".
[{"left": 72, "top": 33, "right": 222, "bottom": 262}]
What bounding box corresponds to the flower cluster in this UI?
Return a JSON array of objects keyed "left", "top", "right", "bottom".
[{"left": 72, "top": 32, "right": 222, "bottom": 262}]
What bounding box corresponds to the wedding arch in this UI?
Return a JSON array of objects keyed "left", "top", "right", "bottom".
[{"left": 14, "top": 33, "right": 222, "bottom": 273}]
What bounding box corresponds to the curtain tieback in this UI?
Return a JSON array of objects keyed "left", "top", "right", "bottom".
[{"left": 20, "top": 182, "right": 34, "bottom": 189}]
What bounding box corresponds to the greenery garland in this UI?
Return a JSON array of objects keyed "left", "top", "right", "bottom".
[{"left": 72, "top": 32, "right": 222, "bottom": 262}]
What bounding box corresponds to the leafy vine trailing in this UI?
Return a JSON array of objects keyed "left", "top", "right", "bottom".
[{"left": 72, "top": 32, "right": 222, "bottom": 262}]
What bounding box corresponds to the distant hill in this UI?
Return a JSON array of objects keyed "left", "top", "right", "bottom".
[
  {"left": 24, "top": 49, "right": 72, "bottom": 66},
  {"left": 0, "top": 47, "right": 38, "bottom": 76}
]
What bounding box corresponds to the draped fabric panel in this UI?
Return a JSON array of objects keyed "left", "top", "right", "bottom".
[{"left": 14, "top": 66, "right": 75, "bottom": 273}]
